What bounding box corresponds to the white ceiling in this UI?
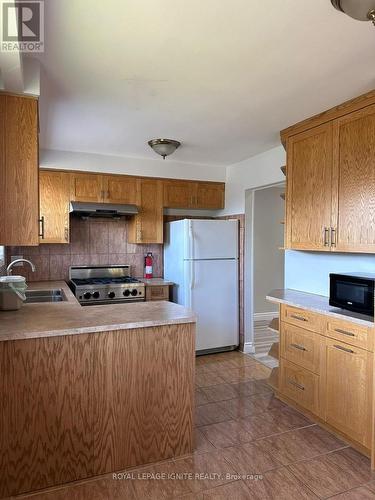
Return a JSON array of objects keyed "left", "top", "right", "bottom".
[{"left": 37, "top": 0, "right": 375, "bottom": 166}]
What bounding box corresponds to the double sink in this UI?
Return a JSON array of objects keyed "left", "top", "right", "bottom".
[{"left": 25, "top": 289, "right": 67, "bottom": 303}]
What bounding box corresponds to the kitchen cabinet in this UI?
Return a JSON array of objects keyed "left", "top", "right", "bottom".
[
  {"left": 103, "top": 175, "right": 137, "bottom": 204},
  {"left": 128, "top": 178, "right": 163, "bottom": 244},
  {"left": 145, "top": 285, "right": 170, "bottom": 301},
  {"left": 282, "top": 90, "right": 375, "bottom": 253},
  {"left": 331, "top": 104, "right": 375, "bottom": 253},
  {"left": 163, "top": 180, "right": 225, "bottom": 209},
  {"left": 39, "top": 170, "right": 70, "bottom": 243},
  {"left": 285, "top": 123, "right": 333, "bottom": 251},
  {"left": 325, "top": 338, "right": 372, "bottom": 448},
  {"left": 0, "top": 94, "right": 39, "bottom": 246},
  {"left": 70, "top": 172, "right": 103, "bottom": 202}
]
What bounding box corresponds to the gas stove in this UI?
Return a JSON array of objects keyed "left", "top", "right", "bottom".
[{"left": 69, "top": 265, "right": 145, "bottom": 305}]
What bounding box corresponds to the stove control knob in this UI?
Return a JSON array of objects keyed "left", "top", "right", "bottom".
[
  {"left": 108, "top": 291, "right": 116, "bottom": 299},
  {"left": 83, "top": 291, "right": 92, "bottom": 300},
  {"left": 93, "top": 291, "right": 100, "bottom": 299},
  {"left": 123, "top": 289, "right": 130, "bottom": 297},
  {"left": 131, "top": 289, "right": 138, "bottom": 296}
]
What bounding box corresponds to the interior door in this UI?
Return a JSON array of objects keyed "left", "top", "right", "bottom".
[
  {"left": 286, "top": 123, "right": 333, "bottom": 251},
  {"left": 39, "top": 170, "right": 70, "bottom": 244},
  {"left": 186, "top": 259, "right": 239, "bottom": 351},
  {"left": 332, "top": 104, "right": 375, "bottom": 252},
  {"left": 187, "top": 220, "right": 238, "bottom": 260}
]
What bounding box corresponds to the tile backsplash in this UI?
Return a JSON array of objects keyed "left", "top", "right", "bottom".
[{"left": 7, "top": 217, "right": 163, "bottom": 281}]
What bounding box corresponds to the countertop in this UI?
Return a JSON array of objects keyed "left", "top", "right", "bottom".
[
  {"left": 267, "top": 289, "right": 374, "bottom": 328},
  {"left": 0, "top": 281, "right": 195, "bottom": 342},
  {"left": 139, "top": 278, "right": 174, "bottom": 286}
]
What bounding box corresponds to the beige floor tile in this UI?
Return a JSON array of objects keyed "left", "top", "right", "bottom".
[
  {"left": 200, "top": 383, "right": 239, "bottom": 403},
  {"left": 195, "top": 388, "right": 211, "bottom": 406},
  {"left": 244, "top": 467, "right": 319, "bottom": 499},
  {"left": 220, "top": 365, "right": 271, "bottom": 384},
  {"left": 201, "top": 480, "right": 252, "bottom": 499},
  {"left": 328, "top": 487, "right": 375, "bottom": 499},
  {"left": 253, "top": 425, "right": 346, "bottom": 465},
  {"left": 217, "top": 396, "right": 261, "bottom": 419},
  {"left": 249, "top": 392, "right": 288, "bottom": 412},
  {"left": 195, "top": 371, "right": 226, "bottom": 388},
  {"left": 260, "top": 406, "right": 313, "bottom": 433},
  {"left": 366, "top": 481, "right": 375, "bottom": 493},
  {"left": 199, "top": 419, "right": 253, "bottom": 448},
  {"left": 195, "top": 402, "right": 232, "bottom": 427},
  {"left": 325, "top": 448, "right": 375, "bottom": 485},
  {"left": 230, "top": 379, "right": 271, "bottom": 397},
  {"left": 222, "top": 442, "right": 282, "bottom": 475},
  {"left": 288, "top": 454, "right": 369, "bottom": 498},
  {"left": 194, "top": 429, "right": 217, "bottom": 455}
]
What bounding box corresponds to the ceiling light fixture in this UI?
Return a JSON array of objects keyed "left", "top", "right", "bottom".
[
  {"left": 331, "top": 0, "right": 375, "bottom": 25},
  {"left": 148, "top": 139, "right": 181, "bottom": 160}
]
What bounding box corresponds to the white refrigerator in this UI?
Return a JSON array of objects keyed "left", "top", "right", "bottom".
[{"left": 164, "top": 219, "right": 239, "bottom": 353}]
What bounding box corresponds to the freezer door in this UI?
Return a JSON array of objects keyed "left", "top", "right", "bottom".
[
  {"left": 185, "top": 219, "right": 239, "bottom": 260},
  {"left": 185, "top": 259, "right": 239, "bottom": 351}
]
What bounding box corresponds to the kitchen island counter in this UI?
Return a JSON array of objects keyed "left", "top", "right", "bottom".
[{"left": 0, "top": 280, "right": 196, "bottom": 342}]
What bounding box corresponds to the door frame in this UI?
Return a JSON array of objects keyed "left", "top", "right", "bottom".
[{"left": 243, "top": 181, "right": 286, "bottom": 353}]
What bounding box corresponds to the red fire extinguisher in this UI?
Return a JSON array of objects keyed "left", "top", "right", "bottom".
[{"left": 144, "top": 252, "right": 153, "bottom": 279}]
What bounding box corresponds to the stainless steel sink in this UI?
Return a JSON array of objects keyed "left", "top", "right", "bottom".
[{"left": 25, "top": 289, "right": 67, "bottom": 303}]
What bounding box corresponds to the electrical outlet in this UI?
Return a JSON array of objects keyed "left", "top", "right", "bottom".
[{"left": 10, "top": 256, "right": 23, "bottom": 266}]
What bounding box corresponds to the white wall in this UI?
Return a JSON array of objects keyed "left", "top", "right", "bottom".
[
  {"left": 223, "top": 146, "right": 286, "bottom": 215},
  {"left": 40, "top": 149, "right": 226, "bottom": 182}
]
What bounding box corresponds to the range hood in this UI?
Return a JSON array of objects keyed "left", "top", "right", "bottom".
[{"left": 70, "top": 201, "right": 138, "bottom": 218}]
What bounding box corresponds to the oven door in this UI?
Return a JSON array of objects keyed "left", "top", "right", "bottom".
[{"left": 329, "top": 274, "right": 374, "bottom": 316}]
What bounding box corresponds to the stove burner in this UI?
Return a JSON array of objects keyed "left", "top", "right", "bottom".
[{"left": 73, "top": 277, "right": 141, "bottom": 286}]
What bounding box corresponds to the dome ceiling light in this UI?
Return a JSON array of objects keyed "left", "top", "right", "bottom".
[
  {"left": 148, "top": 139, "right": 181, "bottom": 160},
  {"left": 331, "top": 0, "right": 375, "bottom": 25}
]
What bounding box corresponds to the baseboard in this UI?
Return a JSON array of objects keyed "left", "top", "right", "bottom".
[
  {"left": 254, "top": 311, "right": 279, "bottom": 322},
  {"left": 241, "top": 341, "right": 255, "bottom": 354}
]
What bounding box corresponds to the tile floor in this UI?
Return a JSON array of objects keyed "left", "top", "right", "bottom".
[{"left": 18, "top": 351, "right": 375, "bottom": 499}]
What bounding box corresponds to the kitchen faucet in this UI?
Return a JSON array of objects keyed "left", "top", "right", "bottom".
[{"left": 7, "top": 259, "right": 36, "bottom": 276}]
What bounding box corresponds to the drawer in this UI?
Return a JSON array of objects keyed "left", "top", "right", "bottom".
[
  {"left": 281, "top": 322, "right": 323, "bottom": 374},
  {"left": 145, "top": 285, "right": 170, "bottom": 301},
  {"left": 280, "top": 358, "right": 320, "bottom": 416},
  {"left": 326, "top": 318, "right": 373, "bottom": 352},
  {"left": 281, "top": 305, "right": 324, "bottom": 334}
]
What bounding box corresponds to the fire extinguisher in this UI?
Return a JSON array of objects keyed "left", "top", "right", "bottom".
[{"left": 144, "top": 252, "right": 153, "bottom": 279}]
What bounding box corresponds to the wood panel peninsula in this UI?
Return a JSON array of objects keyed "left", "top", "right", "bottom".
[{"left": 0, "top": 282, "right": 196, "bottom": 498}]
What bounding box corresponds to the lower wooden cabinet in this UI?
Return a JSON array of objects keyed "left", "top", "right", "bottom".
[
  {"left": 145, "top": 285, "right": 170, "bottom": 301},
  {"left": 128, "top": 178, "right": 163, "bottom": 244},
  {"left": 39, "top": 170, "right": 70, "bottom": 243},
  {"left": 325, "top": 338, "right": 373, "bottom": 448}
]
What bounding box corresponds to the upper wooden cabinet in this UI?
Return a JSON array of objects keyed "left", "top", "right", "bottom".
[
  {"left": 283, "top": 90, "right": 375, "bottom": 253},
  {"left": 70, "top": 173, "right": 103, "bottom": 202},
  {"left": 128, "top": 179, "right": 163, "bottom": 244},
  {"left": 0, "top": 94, "right": 39, "bottom": 246},
  {"left": 39, "top": 171, "right": 70, "bottom": 244},
  {"left": 163, "top": 180, "right": 225, "bottom": 210},
  {"left": 103, "top": 175, "right": 137, "bottom": 204}
]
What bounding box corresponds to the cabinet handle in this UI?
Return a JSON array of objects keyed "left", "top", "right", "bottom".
[
  {"left": 287, "top": 379, "right": 305, "bottom": 391},
  {"left": 291, "top": 314, "right": 308, "bottom": 322},
  {"left": 323, "top": 227, "right": 330, "bottom": 246},
  {"left": 290, "top": 343, "right": 307, "bottom": 352},
  {"left": 334, "top": 328, "right": 355, "bottom": 337},
  {"left": 331, "top": 227, "right": 336, "bottom": 247},
  {"left": 39, "top": 216, "right": 45, "bottom": 239},
  {"left": 333, "top": 344, "right": 354, "bottom": 354}
]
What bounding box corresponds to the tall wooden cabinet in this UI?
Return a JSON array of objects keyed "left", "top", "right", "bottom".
[
  {"left": 282, "top": 90, "right": 375, "bottom": 253},
  {"left": 39, "top": 171, "right": 70, "bottom": 244},
  {"left": 128, "top": 179, "right": 163, "bottom": 244},
  {"left": 0, "top": 94, "right": 39, "bottom": 246}
]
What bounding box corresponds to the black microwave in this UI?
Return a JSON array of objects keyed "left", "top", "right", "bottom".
[{"left": 329, "top": 273, "right": 375, "bottom": 317}]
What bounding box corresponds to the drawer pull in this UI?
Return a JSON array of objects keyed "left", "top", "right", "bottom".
[
  {"left": 333, "top": 344, "right": 354, "bottom": 354},
  {"left": 290, "top": 314, "right": 308, "bottom": 322},
  {"left": 287, "top": 379, "right": 305, "bottom": 391},
  {"left": 290, "top": 343, "right": 307, "bottom": 351},
  {"left": 334, "top": 328, "right": 355, "bottom": 337}
]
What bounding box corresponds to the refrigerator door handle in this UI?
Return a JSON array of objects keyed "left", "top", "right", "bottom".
[{"left": 189, "top": 220, "right": 194, "bottom": 260}]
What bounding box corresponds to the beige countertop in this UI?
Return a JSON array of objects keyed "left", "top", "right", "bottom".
[
  {"left": 139, "top": 278, "right": 174, "bottom": 286},
  {"left": 0, "top": 281, "right": 195, "bottom": 342},
  {"left": 267, "top": 288, "right": 374, "bottom": 328}
]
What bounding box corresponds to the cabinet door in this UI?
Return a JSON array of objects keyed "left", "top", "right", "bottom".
[
  {"left": 70, "top": 173, "right": 103, "bottom": 202},
  {"left": 103, "top": 175, "right": 137, "bottom": 204},
  {"left": 195, "top": 182, "right": 225, "bottom": 209},
  {"left": 128, "top": 179, "right": 163, "bottom": 244},
  {"left": 332, "top": 105, "right": 375, "bottom": 252},
  {"left": 0, "top": 94, "right": 39, "bottom": 246},
  {"left": 163, "top": 180, "right": 196, "bottom": 208},
  {"left": 39, "top": 171, "right": 70, "bottom": 244},
  {"left": 286, "top": 123, "right": 333, "bottom": 250},
  {"left": 325, "top": 338, "right": 372, "bottom": 448}
]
